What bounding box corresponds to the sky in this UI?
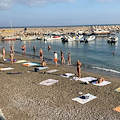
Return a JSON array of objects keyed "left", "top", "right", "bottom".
[{"left": 0, "top": 0, "right": 120, "bottom": 27}]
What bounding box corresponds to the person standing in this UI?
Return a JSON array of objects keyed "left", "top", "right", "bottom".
[
  {"left": 2, "top": 47, "right": 5, "bottom": 60},
  {"left": 77, "top": 60, "right": 82, "bottom": 78},
  {"left": 21, "top": 45, "right": 26, "bottom": 53},
  {"left": 39, "top": 48, "right": 43, "bottom": 61},
  {"left": 67, "top": 53, "right": 71, "bottom": 65},
  {"left": 10, "top": 51, "right": 14, "bottom": 64},
  {"left": 54, "top": 52, "right": 58, "bottom": 66},
  {"left": 10, "top": 44, "right": 14, "bottom": 53},
  {"left": 60, "top": 51, "right": 65, "bottom": 65},
  {"left": 33, "top": 45, "right": 36, "bottom": 54}
]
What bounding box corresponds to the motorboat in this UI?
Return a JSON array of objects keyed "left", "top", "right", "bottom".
[
  {"left": 93, "top": 29, "right": 111, "bottom": 36},
  {"left": 21, "top": 36, "right": 36, "bottom": 41},
  {"left": 75, "top": 35, "right": 83, "bottom": 41},
  {"left": 44, "top": 35, "right": 62, "bottom": 41},
  {"left": 80, "top": 35, "right": 95, "bottom": 43},
  {"left": 3, "top": 36, "right": 16, "bottom": 41},
  {"left": 61, "top": 36, "right": 68, "bottom": 43},
  {"left": 107, "top": 36, "right": 119, "bottom": 43}
]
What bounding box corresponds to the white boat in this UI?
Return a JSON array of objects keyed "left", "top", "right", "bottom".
[
  {"left": 3, "top": 36, "right": 16, "bottom": 41},
  {"left": 21, "top": 36, "right": 36, "bottom": 41},
  {"left": 44, "top": 35, "right": 62, "bottom": 41},
  {"left": 108, "top": 36, "right": 118, "bottom": 43},
  {"left": 93, "top": 29, "right": 111, "bottom": 36},
  {"left": 80, "top": 35, "right": 95, "bottom": 42},
  {"left": 75, "top": 35, "right": 83, "bottom": 41}
]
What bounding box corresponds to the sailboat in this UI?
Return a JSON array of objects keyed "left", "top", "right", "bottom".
[{"left": 3, "top": 20, "right": 16, "bottom": 41}]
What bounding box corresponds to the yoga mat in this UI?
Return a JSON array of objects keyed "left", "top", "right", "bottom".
[
  {"left": 4, "top": 59, "right": 16, "bottom": 62},
  {"left": 39, "top": 79, "right": 59, "bottom": 86},
  {"left": 23, "top": 62, "right": 41, "bottom": 66},
  {"left": 70, "top": 77, "right": 97, "bottom": 82},
  {"left": 15, "top": 60, "right": 27, "bottom": 63},
  {"left": 47, "top": 69, "right": 59, "bottom": 73},
  {"left": 113, "top": 105, "right": 120, "bottom": 112},
  {"left": 7, "top": 72, "right": 22, "bottom": 75},
  {"left": 38, "top": 67, "right": 49, "bottom": 70},
  {"left": 0, "top": 67, "right": 14, "bottom": 71},
  {"left": 115, "top": 87, "right": 120, "bottom": 93},
  {"left": 60, "top": 73, "right": 75, "bottom": 78},
  {"left": 92, "top": 81, "right": 111, "bottom": 86},
  {"left": 72, "top": 93, "right": 97, "bottom": 104}
]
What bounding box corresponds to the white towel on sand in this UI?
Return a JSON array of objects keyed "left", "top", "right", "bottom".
[
  {"left": 70, "top": 77, "right": 97, "bottom": 82},
  {"left": 72, "top": 93, "right": 97, "bottom": 104},
  {"left": 92, "top": 81, "right": 111, "bottom": 86},
  {"left": 60, "top": 73, "right": 75, "bottom": 78},
  {"left": 47, "top": 69, "right": 59, "bottom": 73},
  {"left": 39, "top": 79, "right": 59, "bottom": 86}
]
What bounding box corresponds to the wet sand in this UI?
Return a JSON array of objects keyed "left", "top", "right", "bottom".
[{"left": 0, "top": 52, "right": 120, "bottom": 120}]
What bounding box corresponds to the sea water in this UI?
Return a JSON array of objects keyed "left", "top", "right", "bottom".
[{"left": 0, "top": 33, "right": 120, "bottom": 78}]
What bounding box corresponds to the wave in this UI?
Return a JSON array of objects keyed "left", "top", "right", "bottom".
[{"left": 92, "top": 66, "right": 120, "bottom": 74}]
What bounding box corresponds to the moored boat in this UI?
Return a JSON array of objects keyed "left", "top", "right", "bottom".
[
  {"left": 44, "top": 35, "right": 62, "bottom": 41},
  {"left": 107, "top": 36, "right": 118, "bottom": 43},
  {"left": 3, "top": 36, "right": 16, "bottom": 41},
  {"left": 21, "top": 36, "right": 36, "bottom": 41},
  {"left": 93, "top": 29, "right": 111, "bottom": 36},
  {"left": 80, "top": 35, "right": 95, "bottom": 43}
]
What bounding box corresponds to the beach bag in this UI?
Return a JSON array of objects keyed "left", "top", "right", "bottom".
[
  {"left": 80, "top": 95, "right": 89, "bottom": 99},
  {"left": 34, "top": 68, "right": 39, "bottom": 72}
]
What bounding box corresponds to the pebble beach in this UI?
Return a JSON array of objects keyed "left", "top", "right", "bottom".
[{"left": 0, "top": 51, "right": 120, "bottom": 120}]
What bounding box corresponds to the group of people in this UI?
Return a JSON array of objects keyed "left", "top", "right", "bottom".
[{"left": 1, "top": 44, "right": 107, "bottom": 82}]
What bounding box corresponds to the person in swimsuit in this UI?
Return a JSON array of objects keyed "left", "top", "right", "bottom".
[
  {"left": 10, "top": 51, "right": 14, "bottom": 64},
  {"left": 77, "top": 60, "right": 82, "bottom": 78},
  {"left": 48, "top": 45, "right": 51, "bottom": 51},
  {"left": 2, "top": 47, "right": 5, "bottom": 60},
  {"left": 54, "top": 52, "right": 58, "bottom": 66},
  {"left": 67, "top": 53, "right": 71, "bottom": 65},
  {"left": 41, "top": 60, "right": 47, "bottom": 67},
  {"left": 33, "top": 45, "right": 36, "bottom": 53},
  {"left": 39, "top": 48, "right": 43, "bottom": 61},
  {"left": 21, "top": 45, "right": 26, "bottom": 53},
  {"left": 60, "top": 51, "right": 65, "bottom": 65},
  {"left": 96, "top": 77, "right": 107, "bottom": 84},
  {"left": 10, "top": 44, "right": 14, "bottom": 53}
]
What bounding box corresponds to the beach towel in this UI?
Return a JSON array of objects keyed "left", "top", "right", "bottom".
[
  {"left": 15, "top": 60, "right": 27, "bottom": 63},
  {"left": 37, "top": 67, "right": 49, "bottom": 70},
  {"left": 7, "top": 72, "right": 22, "bottom": 75},
  {"left": 4, "top": 59, "right": 16, "bottom": 62},
  {"left": 70, "top": 77, "right": 97, "bottom": 82},
  {"left": 47, "top": 69, "right": 59, "bottom": 73},
  {"left": 23, "top": 62, "right": 41, "bottom": 67},
  {"left": 72, "top": 93, "right": 97, "bottom": 104},
  {"left": 60, "top": 73, "right": 75, "bottom": 78},
  {"left": 0, "top": 67, "right": 14, "bottom": 71},
  {"left": 92, "top": 81, "right": 111, "bottom": 86},
  {"left": 39, "top": 79, "right": 59, "bottom": 86},
  {"left": 113, "top": 105, "right": 120, "bottom": 112},
  {"left": 115, "top": 87, "right": 120, "bottom": 93}
]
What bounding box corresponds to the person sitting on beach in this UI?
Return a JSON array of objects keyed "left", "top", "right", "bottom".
[
  {"left": 96, "top": 77, "right": 107, "bottom": 84},
  {"left": 77, "top": 60, "right": 82, "bottom": 78},
  {"left": 41, "top": 60, "right": 47, "bottom": 67},
  {"left": 2, "top": 47, "right": 5, "bottom": 60},
  {"left": 10, "top": 51, "right": 14, "bottom": 64}
]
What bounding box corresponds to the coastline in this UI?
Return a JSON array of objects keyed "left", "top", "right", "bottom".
[{"left": 0, "top": 52, "right": 120, "bottom": 120}]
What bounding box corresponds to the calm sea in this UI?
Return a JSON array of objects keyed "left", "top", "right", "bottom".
[{"left": 0, "top": 33, "right": 120, "bottom": 78}]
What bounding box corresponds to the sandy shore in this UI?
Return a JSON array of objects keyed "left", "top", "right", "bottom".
[{"left": 0, "top": 53, "right": 120, "bottom": 120}]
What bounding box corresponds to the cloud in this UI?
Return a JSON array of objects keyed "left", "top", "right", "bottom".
[{"left": 0, "top": 0, "right": 75, "bottom": 9}]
